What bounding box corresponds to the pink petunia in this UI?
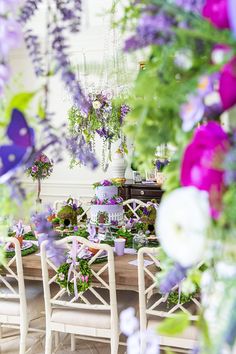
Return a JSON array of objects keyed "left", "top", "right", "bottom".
[
  {"left": 219, "top": 56, "right": 236, "bottom": 110},
  {"left": 181, "top": 121, "right": 229, "bottom": 219}
]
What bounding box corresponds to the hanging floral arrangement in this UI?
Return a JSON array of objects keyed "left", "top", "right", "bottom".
[{"left": 68, "top": 92, "right": 130, "bottom": 170}]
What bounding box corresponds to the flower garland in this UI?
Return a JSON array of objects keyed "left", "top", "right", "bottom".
[
  {"left": 26, "top": 153, "right": 53, "bottom": 181},
  {"left": 56, "top": 259, "right": 92, "bottom": 295}
]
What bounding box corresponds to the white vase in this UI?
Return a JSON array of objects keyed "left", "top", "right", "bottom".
[{"left": 110, "top": 151, "right": 126, "bottom": 182}]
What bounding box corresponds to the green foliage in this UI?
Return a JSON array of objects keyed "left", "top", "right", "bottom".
[
  {"left": 5, "top": 91, "right": 37, "bottom": 119},
  {"left": 56, "top": 259, "right": 92, "bottom": 295},
  {"left": 157, "top": 313, "right": 190, "bottom": 335},
  {"left": 6, "top": 244, "right": 38, "bottom": 258}
]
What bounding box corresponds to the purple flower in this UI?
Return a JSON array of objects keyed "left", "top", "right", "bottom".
[
  {"left": 73, "top": 225, "right": 79, "bottom": 232},
  {"left": 124, "top": 10, "right": 175, "bottom": 51},
  {"left": 66, "top": 134, "right": 98, "bottom": 169},
  {"left": 31, "top": 165, "right": 38, "bottom": 173},
  {"left": 18, "top": 0, "right": 42, "bottom": 24},
  {"left": 0, "top": 63, "right": 10, "bottom": 95},
  {"left": 109, "top": 198, "right": 117, "bottom": 205},
  {"left": 0, "top": 17, "right": 22, "bottom": 58},
  {"left": 120, "top": 104, "right": 130, "bottom": 124},
  {"left": 174, "top": 0, "right": 205, "bottom": 13},
  {"left": 180, "top": 95, "right": 205, "bottom": 132},
  {"left": 24, "top": 30, "right": 44, "bottom": 76},
  {"left": 31, "top": 211, "right": 66, "bottom": 266},
  {"left": 159, "top": 263, "right": 188, "bottom": 294},
  {"left": 0, "top": 0, "right": 20, "bottom": 14},
  {"left": 102, "top": 180, "right": 112, "bottom": 186}
]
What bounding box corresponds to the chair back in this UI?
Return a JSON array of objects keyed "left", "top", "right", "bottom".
[
  {"left": 53, "top": 199, "right": 91, "bottom": 223},
  {"left": 41, "top": 236, "right": 118, "bottom": 331},
  {"left": 0, "top": 237, "right": 27, "bottom": 323},
  {"left": 123, "top": 199, "right": 151, "bottom": 220},
  {"left": 138, "top": 247, "right": 200, "bottom": 350}
]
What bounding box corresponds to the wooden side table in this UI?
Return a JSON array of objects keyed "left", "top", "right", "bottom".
[{"left": 119, "top": 181, "right": 164, "bottom": 204}]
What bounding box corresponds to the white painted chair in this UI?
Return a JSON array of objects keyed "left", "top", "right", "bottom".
[
  {"left": 123, "top": 198, "right": 150, "bottom": 220},
  {"left": 41, "top": 235, "right": 138, "bottom": 353},
  {"left": 138, "top": 247, "right": 200, "bottom": 353},
  {"left": 0, "top": 237, "right": 45, "bottom": 354}
]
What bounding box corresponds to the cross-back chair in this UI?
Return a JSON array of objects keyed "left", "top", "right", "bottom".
[
  {"left": 41, "top": 235, "right": 138, "bottom": 353},
  {"left": 0, "top": 237, "right": 45, "bottom": 354},
  {"left": 123, "top": 199, "right": 150, "bottom": 220},
  {"left": 138, "top": 247, "right": 200, "bottom": 353}
]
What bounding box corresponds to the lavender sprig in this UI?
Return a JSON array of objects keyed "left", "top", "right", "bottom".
[
  {"left": 56, "top": 0, "right": 82, "bottom": 33},
  {"left": 66, "top": 134, "right": 98, "bottom": 169},
  {"left": 24, "top": 30, "right": 44, "bottom": 76},
  {"left": 51, "top": 23, "right": 90, "bottom": 113},
  {"left": 159, "top": 263, "right": 188, "bottom": 294},
  {"left": 19, "top": 0, "right": 42, "bottom": 24}
]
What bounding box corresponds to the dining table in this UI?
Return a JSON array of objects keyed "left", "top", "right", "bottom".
[{"left": 17, "top": 251, "right": 157, "bottom": 292}]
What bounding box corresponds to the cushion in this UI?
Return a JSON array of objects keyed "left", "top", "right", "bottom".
[
  {"left": 146, "top": 293, "right": 198, "bottom": 342},
  {"left": 0, "top": 279, "right": 45, "bottom": 322},
  {"left": 51, "top": 289, "right": 139, "bottom": 330}
]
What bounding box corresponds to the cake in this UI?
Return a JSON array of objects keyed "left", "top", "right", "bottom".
[{"left": 90, "top": 180, "right": 124, "bottom": 225}]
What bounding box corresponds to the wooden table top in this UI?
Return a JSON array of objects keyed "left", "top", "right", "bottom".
[{"left": 20, "top": 252, "right": 155, "bottom": 292}]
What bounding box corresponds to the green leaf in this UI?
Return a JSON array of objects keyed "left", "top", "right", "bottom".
[
  {"left": 157, "top": 313, "right": 190, "bottom": 335},
  {"left": 165, "top": 349, "right": 175, "bottom": 354},
  {"left": 5, "top": 91, "right": 37, "bottom": 118}
]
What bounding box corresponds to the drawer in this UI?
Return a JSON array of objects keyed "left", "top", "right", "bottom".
[{"left": 131, "top": 188, "right": 163, "bottom": 198}]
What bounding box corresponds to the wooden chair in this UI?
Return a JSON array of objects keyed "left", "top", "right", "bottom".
[
  {"left": 138, "top": 247, "right": 200, "bottom": 353},
  {"left": 0, "top": 237, "right": 45, "bottom": 354},
  {"left": 41, "top": 235, "right": 138, "bottom": 353},
  {"left": 123, "top": 198, "right": 150, "bottom": 221}
]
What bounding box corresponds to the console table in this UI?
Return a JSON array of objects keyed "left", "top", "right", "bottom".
[{"left": 119, "top": 181, "right": 164, "bottom": 204}]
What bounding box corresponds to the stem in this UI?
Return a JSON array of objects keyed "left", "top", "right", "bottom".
[{"left": 37, "top": 178, "right": 41, "bottom": 203}]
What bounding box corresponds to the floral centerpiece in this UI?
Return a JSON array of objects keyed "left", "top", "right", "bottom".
[{"left": 26, "top": 153, "right": 53, "bottom": 203}]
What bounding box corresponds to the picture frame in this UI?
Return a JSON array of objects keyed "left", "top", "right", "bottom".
[
  {"left": 133, "top": 171, "right": 142, "bottom": 183},
  {"left": 145, "top": 170, "right": 156, "bottom": 182}
]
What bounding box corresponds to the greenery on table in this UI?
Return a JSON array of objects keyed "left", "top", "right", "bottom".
[
  {"left": 23, "top": 231, "right": 37, "bottom": 241},
  {"left": 6, "top": 244, "right": 38, "bottom": 258}
]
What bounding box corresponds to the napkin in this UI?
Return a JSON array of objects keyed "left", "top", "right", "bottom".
[{"left": 128, "top": 259, "right": 154, "bottom": 267}]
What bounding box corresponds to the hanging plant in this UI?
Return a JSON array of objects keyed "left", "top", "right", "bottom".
[{"left": 68, "top": 92, "right": 130, "bottom": 170}]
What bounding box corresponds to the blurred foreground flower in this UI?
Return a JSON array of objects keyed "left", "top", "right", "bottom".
[
  {"left": 181, "top": 121, "right": 229, "bottom": 218},
  {"left": 120, "top": 307, "right": 160, "bottom": 354},
  {"left": 157, "top": 187, "right": 210, "bottom": 267}
]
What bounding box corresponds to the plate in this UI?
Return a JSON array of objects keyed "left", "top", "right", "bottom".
[{"left": 5, "top": 240, "right": 33, "bottom": 253}]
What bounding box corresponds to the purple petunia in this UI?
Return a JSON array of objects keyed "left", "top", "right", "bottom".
[{"left": 160, "top": 263, "right": 188, "bottom": 294}]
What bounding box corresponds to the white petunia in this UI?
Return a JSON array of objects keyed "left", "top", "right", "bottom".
[
  {"left": 156, "top": 187, "right": 210, "bottom": 267},
  {"left": 120, "top": 307, "right": 139, "bottom": 337},
  {"left": 92, "top": 100, "right": 102, "bottom": 110}
]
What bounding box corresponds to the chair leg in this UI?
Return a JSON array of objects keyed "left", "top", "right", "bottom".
[
  {"left": 19, "top": 325, "right": 28, "bottom": 354},
  {"left": 110, "top": 336, "right": 119, "bottom": 354},
  {"left": 45, "top": 329, "right": 53, "bottom": 354},
  {"left": 71, "top": 334, "right": 76, "bottom": 351}
]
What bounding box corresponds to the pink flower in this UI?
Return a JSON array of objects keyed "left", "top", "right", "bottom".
[
  {"left": 40, "top": 154, "right": 49, "bottom": 163},
  {"left": 219, "top": 56, "right": 236, "bottom": 110},
  {"left": 180, "top": 121, "right": 229, "bottom": 219},
  {"left": 202, "top": 0, "right": 230, "bottom": 29},
  {"left": 31, "top": 165, "right": 38, "bottom": 173}
]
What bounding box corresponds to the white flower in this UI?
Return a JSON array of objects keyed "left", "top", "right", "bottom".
[
  {"left": 127, "top": 332, "right": 140, "bottom": 354},
  {"left": 92, "top": 100, "right": 101, "bottom": 110},
  {"left": 174, "top": 49, "right": 192, "bottom": 70},
  {"left": 120, "top": 307, "right": 139, "bottom": 336},
  {"left": 156, "top": 187, "right": 210, "bottom": 267}
]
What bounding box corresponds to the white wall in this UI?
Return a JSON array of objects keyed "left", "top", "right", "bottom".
[{"left": 9, "top": 0, "right": 140, "bottom": 205}]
